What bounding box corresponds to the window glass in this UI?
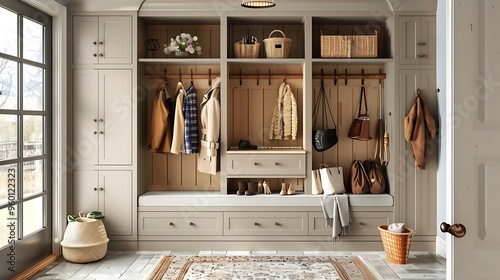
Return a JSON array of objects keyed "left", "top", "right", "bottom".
[
  {"left": 0, "top": 7, "right": 18, "bottom": 57},
  {"left": 23, "top": 115, "right": 43, "bottom": 157},
  {"left": 0, "top": 115, "right": 18, "bottom": 161},
  {"left": 0, "top": 58, "right": 18, "bottom": 110},
  {"left": 23, "top": 17, "right": 44, "bottom": 63},
  {"left": 23, "top": 65, "right": 44, "bottom": 111},
  {"left": 23, "top": 159, "right": 43, "bottom": 197},
  {"left": 23, "top": 196, "right": 44, "bottom": 237},
  {"left": 0, "top": 163, "right": 17, "bottom": 206}
]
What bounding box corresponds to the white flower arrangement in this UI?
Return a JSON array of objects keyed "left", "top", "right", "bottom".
[{"left": 164, "top": 33, "right": 202, "bottom": 55}]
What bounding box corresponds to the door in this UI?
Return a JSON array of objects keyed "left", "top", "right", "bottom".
[
  {"left": 72, "top": 16, "right": 99, "bottom": 65},
  {"left": 98, "top": 16, "right": 132, "bottom": 64},
  {"left": 0, "top": 1, "right": 52, "bottom": 278},
  {"left": 99, "top": 171, "right": 132, "bottom": 236},
  {"left": 446, "top": 0, "right": 500, "bottom": 278},
  {"left": 399, "top": 16, "right": 436, "bottom": 65}
]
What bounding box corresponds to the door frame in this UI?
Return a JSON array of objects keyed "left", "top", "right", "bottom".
[{"left": 20, "top": 0, "right": 67, "bottom": 254}]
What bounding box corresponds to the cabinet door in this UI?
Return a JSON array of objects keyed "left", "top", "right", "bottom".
[
  {"left": 72, "top": 69, "right": 99, "bottom": 167},
  {"left": 73, "top": 170, "right": 99, "bottom": 215},
  {"left": 98, "top": 70, "right": 132, "bottom": 165},
  {"left": 73, "top": 16, "right": 99, "bottom": 65},
  {"left": 99, "top": 171, "right": 132, "bottom": 236},
  {"left": 399, "top": 16, "right": 436, "bottom": 65},
  {"left": 399, "top": 69, "right": 437, "bottom": 236},
  {"left": 98, "top": 16, "right": 132, "bottom": 64}
]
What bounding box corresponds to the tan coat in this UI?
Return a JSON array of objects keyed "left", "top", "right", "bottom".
[
  {"left": 148, "top": 82, "right": 173, "bottom": 153},
  {"left": 404, "top": 94, "right": 436, "bottom": 170}
]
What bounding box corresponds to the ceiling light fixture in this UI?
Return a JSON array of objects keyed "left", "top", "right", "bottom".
[{"left": 241, "top": 0, "right": 276, "bottom": 8}]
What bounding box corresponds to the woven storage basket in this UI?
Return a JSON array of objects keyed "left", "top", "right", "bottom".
[
  {"left": 61, "top": 217, "right": 109, "bottom": 263},
  {"left": 234, "top": 41, "right": 261, "bottom": 58},
  {"left": 378, "top": 224, "right": 416, "bottom": 264},
  {"left": 321, "top": 30, "right": 378, "bottom": 58},
  {"left": 263, "top": 30, "right": 292, "bottom": 58}
]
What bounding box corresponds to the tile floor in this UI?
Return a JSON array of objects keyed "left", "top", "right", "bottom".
[{"left": 33, "top": 251, "right": 446, "bottom": 279}]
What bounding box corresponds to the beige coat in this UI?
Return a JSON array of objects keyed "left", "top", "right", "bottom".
[
  {"left": 404, "top": 93, "right": 436, "bottom": 170},
  {"left": 197, "top": 78, "right": 221, "bottom": 175},
  {"left": 170, "top": 82, "right": 186, "bottom": 154},
  {"left": 269, "top": 82, "right": 298, "bottom": 141}
]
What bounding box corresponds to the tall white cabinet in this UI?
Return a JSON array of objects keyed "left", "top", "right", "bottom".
[{"left": 70, "top": 13, "right": 137, "bottom": 249}]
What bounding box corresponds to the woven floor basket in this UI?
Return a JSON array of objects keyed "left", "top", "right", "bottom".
[
  {"left": 263, "top": 30, "right": 292, "bottom": 58},
  {"left": 378, "top": 224, "right": 416, "bottom": 264},
  {"left": 321, "top": 31, "right": 378, "bottom": 58},
  {"left": 234, "top": 41, "right": 261, "bottom": 58},
  {"left": 61, "top": 217, "right": 109, "bottom": 263}
]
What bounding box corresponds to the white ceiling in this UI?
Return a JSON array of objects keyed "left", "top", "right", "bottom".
[{"left": 66, "top": 0, "right": 436, "bottom": 13}]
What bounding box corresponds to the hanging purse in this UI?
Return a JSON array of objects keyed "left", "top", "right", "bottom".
[
  {"left": 312, "top": 83, "right": 338, "bottom": 152},
  {"left": 348, "top": 86, "right": 372, "bottom": 141},
  {"left": 349, "top": 160, "right": 370, "bottom": 194}
]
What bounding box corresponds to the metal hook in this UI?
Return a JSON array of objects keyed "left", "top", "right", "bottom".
[
  {"left": 164, "top": 69, "right": 168, "bottom": 85},
  {"left": 320, "top": 69, "right": 324, "bottom": 86},
  {"left": 256, "top": 69, "right": 259, "bottom": 86},
  {"left": 268, "top": 69, "right": 271, "bottom": 86},
  {"left": 417, "top": 88, "right": 421, "bottom": 96},
  {"left": 208, "top": 69, "right": 212, "bottom": 86},
  {"left": 361, "top": 69, "right": 365, "bottom": 86},
  {"left": 190, "top": 69, "right": 193, "bottom": 82},
  {"left": 283, "top": 70, "right": 286, "bottom": 83},
  {"left": 178, "top": 69, "right": 182, "bottom": 83},
  {"left": 333, "top": 68, "right": 337, "bottom": 86},
  {"left": 344, "top": 69, "right": 348, "bottom": 86},
  {"left": 379, "top": 69, "right": 383, "bottom": 85}
]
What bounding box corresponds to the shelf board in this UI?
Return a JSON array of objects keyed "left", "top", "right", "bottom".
[
  {"left": 138, "top": 58, "right": 221, "bottom": 64},
  {"left": 312, "top": 58, "right": 393, "bottom": 65},
  {"left": 227, "top": 148, "right": 306, "bottom": 154},
  {"left": 227, "top": 58, "right": 306, "bottom": 65}
]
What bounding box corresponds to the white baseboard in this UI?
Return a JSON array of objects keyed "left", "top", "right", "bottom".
[{"left": 436, "top": 236, "right": 446, "bottom": 258}]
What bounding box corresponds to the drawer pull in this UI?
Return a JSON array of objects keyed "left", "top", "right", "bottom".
[
  {"left": 254, "top": 162, "right": 259, "bottom": 166},
  {"left": 189, "top": 222, "right": 195, "bottom": 226},
  {"left": 274, "top": 222, "right": 281, "bottom": 226},
  {"left": 169, "top": 222, "right": 174, "bottom": 226},
  {"left": 275, "top": 162, "right": 279, "bottom": 166},
  {"left": 254, "top": 222, "right": 260, "bottom": 226}
]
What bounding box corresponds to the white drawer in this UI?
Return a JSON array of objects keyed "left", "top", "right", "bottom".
[
  {"left": 224, "top": 212, "right": 308, "bottom": 235},
  {"left": 227, "top": 153, "right": 306, "bottom": 178},
  {"left": 138, "top": 212, "right": 223, "bottom": 236},
  {"left": 309, "top": 211, "right": 392, "bottom": 236}
]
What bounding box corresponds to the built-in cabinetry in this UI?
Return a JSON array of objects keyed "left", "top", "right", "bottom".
[
  {"left": 399, "top": 16, "right": 436, "bottom": 65},
  {"left": 70, "top": 14, "right": 137, "bottom": 248}
]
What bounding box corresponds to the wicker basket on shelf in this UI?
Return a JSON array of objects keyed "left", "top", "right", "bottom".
[
  {"left": 320, "top": 30, "right": 378, "bottom": 58},
  {"left": 263, "top": 30, "right": 292, "bottom": 58},
  {"left": 378, "top": 224, "right": 415, "bottom": 264},
  {"left": 234, "top": 41, "right": 261, "bottom": 58}
]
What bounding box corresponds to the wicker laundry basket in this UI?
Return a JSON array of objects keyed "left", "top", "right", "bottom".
[
  {"left": 320, "top": 30, "right": 378, "bottom": 58},
  {"left": 378, "top": 224, "right": 416, "bottom": 264},
  {"left": 263, "top": 30, "right": 292, "bottom": 58},
  {"left": 234, "top": 41, "right": 261, "bottom": 58},
  {"left": 61, "top": 217, "right": 109, "bottom": 263}
]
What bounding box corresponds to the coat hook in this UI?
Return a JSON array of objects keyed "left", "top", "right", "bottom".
[
  {"left": 164, "top": 69, "right": 168, "bottom": 85},
  {"left": 361, "top": 69, "right": 365, "bottom": 86},
  {"left": 239, "top": 69, "right": 242, "bottom": 86},
  {"left": 208, "top": 68, "right": 212, "bottom": 86},
  {"left": 190, "top": 69, "right": 193, "bottom": 82},
  {"left": 283, "top": 70, "right": 286, "bottom": 83},
  {"left": 268, "top": 69, "right": 271, "bottom": 86},
  {"left": 321, "top": 69, "right": 324, "bottom": 86},
  {"left": 334, "top": 68, "right": 337, "bottom": 86},
  {"left": 257, "top": 69, "right": 259, "bottom": 86},
  {"left": 344, "top": 69, "right": 348, "bottom": 86},
  {"left": 379, "top": 69, "right": 383, "bottom": 85},
  {"left": 178, "top": 69, "right": 182, "bottom": 83}
]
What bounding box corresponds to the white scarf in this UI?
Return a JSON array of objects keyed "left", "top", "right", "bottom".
[{"left": 320, "top": 194, "right": 351, "bottom": 242}]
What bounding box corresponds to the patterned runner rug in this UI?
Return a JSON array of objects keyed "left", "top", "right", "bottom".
[{"left": 147, "top": 255, "right": 378, "bottom": 280}]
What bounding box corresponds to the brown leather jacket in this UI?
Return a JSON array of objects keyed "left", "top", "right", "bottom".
[{"left": 404, "top": 94, "right": 436, "bottom": 170}]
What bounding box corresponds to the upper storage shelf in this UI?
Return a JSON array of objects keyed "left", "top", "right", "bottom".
[
  {"left": 137, "top": 16, "right": 221, "bottom": 60},
  {"left": 227, "top": 16, "right": 305, "bottom": 59}
]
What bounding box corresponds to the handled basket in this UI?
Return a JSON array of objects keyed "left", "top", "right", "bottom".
[
  {"left": 234, "top": 40, "right": 261, "bottom": 58},
  {"left": 263, "top": 30, "right": 292, "bottom": 58},
  {"left": 378, "top": 224, "right": 416, "bottom": 264}
]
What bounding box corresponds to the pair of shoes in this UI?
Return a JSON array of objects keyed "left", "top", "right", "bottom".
[
  {"left": 238, "top": 140, "right": 257, "bottom": 150},
  {"left": 257, "top": 181, "right": 263, "bottom": 193},
  {"left": 236, "top": 181, "right": 258, "bottom": 196},
  {"left": 263, "top": 181, "right": 272, "bottom": 194},
  {"left": 280, "top": 183, "right": 296, "bottom": 195}
]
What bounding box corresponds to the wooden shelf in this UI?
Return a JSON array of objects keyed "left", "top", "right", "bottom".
[{"left": 138, "top": 58, "right": 220, "bottom": 64}]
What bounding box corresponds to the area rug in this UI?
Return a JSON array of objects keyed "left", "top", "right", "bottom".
[{"left": 147, "top": 255, "right": 378, "bottom": 280}]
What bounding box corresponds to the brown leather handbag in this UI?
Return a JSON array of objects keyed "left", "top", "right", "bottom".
[
  {"left": 349, "top": 160, "right": 370, "bottom": 194},
  {"left": 348, "top": 86, "right": 372, "bottom": 141},
  {"left": 363, "top": 159, "right": 386, "bottom": 194}
]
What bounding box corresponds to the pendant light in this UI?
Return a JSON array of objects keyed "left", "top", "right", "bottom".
[{"left": 241, "top": 0, "right": 276, "bottom": 8}]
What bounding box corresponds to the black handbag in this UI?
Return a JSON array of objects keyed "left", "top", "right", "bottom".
[{"left": 312, "top": 83, "right": 338, "bottom": 152}]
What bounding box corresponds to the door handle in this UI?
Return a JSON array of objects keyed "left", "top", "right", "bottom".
[{"left": 440, "top": 222, "right": 466, "bottom": 238}]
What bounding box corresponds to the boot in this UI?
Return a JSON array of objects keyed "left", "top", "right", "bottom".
[
  {"left": 280, "top": 182, "right": 288, "bottom": 196},
  {"left": 257, "top": 181, "right": 263, "bottom": 193},
  {"left": 287, "top": 183, "right": 296, "bottom": 195},
  {"left": 237, "top": 181, "right": 247, "bottom": 195},
  {"left": 246, "top": 182, "right": 258, "bottom": 196},
  {"left": 263, "top": 181, "right": 272, "bottom": 194}
]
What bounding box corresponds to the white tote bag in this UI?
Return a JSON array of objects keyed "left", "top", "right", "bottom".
[
  {"left": 311, "top": 169, "right": 323, "bottom": 195},
  {"left": 319, "top": 164, "right": 346, "bottom": 194}
]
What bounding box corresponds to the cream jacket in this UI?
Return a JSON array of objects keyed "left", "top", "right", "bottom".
[
  {"left": 170, "top": 82, "right": 186, "bottom": 154},
  {"left": 269, "top": 82, "right": 298, "bottom": 141}
]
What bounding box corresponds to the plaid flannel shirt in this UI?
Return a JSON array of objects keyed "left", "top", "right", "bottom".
[{"left": 184, "top": 85, "right": 200, "bottom": 154}]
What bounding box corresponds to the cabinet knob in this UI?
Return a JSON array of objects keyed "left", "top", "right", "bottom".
[
  {"left": 254, "top": 162, "right": 258, "bottom": 166},
  {"left": 169, "top": 222, "right": 174, "bottom": 226},
  {"left": 99, "top": 119, "right": 104, "bottom": 122},
  {"left": 274, "top": 222, "right": 281, "bottom": 226},
  {"left": 99, "top": 53, "right": 104, "bottom": 57},
  {"left": 93, "top": 42, "right": 97, "bottom": 45},
  {"left": 254, "top": 222, "right": 260, "bottom": 226},
  {"left": 99, "top": 187, "right": 104, "bottom": 191},
  {"left": 93, "top": 119, "right": 98, "bottom": 122},
  {"left": 99, "top": 131, "right": 104, "bottom": 135},
  {"left": 417, "top": 42, "right": 427, "bottom": 46},
  {"left": 275, "top": 162, "right": 279, "bottom": 166},
  {"left": 189, "top": 222, "right": 195, "bottom": 226},
  {"left": 99, "top": 42, "right": 103, "bottom": 45},
  {"left": 93, "top": 54, "right": 97, "bottom": 57},
  {"left": 93, "top": 187, "right": 98, "bottom": 191},
  {"left": 417, "top": 54, "right": 427, "bottom": 58},
  {"left": 93, "top": 131, "right": 97, "bottom": 135}
]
